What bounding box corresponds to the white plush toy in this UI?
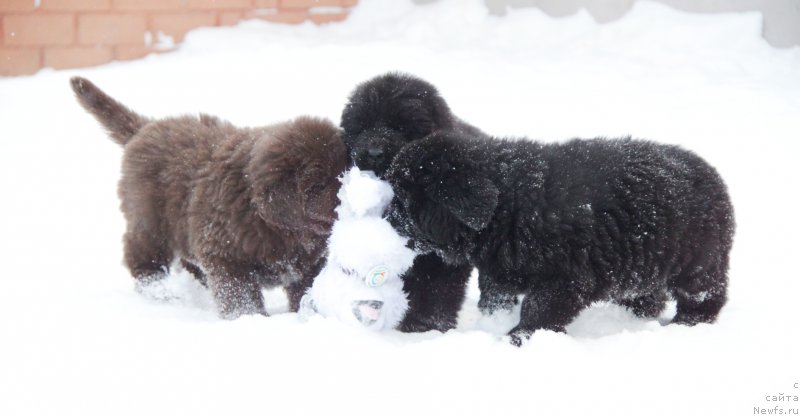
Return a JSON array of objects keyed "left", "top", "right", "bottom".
[{"left": 299, "top": 167, "right": 417, "bottom": 330}]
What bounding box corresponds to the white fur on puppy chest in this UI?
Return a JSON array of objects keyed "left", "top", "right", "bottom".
[{"left": 300, "top": 168, "right": 416, "bottom": 330}]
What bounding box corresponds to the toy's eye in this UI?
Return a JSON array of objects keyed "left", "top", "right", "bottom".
[{"left": 365, "top": 265, "right": 390, "bottom": 287}]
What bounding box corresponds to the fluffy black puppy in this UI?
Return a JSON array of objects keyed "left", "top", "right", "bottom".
[
  {"left": 341, "top": 72, "right": 485, "bottom": 177},
  {"left": 386, "top": 132, "right": 735, "bottom": 345},
  {"left": 340, "top": 72, "right": 485, "bottom": 332}
]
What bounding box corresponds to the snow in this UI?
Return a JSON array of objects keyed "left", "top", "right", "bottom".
[{"left": 1, "top": 0, "right": 799, "bottom": 416}]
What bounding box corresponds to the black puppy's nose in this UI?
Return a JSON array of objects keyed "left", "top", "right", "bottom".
[{"left": 367, "top": 147, "right": 384, "bottom": 158}]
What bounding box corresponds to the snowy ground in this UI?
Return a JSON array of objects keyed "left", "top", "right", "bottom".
[{"left": 1, "top": 1, "right": 799, "bottom": 416}]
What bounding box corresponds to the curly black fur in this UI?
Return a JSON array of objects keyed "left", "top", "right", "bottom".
[
  {"left": 386, "top": 131, "right": 735, "bottom": 345},
  {"left": 341, "top": 72, "right": 486, "bottom": 178},
  {"left": 340, "top": 72, "right": 485, "bottom": 332}
]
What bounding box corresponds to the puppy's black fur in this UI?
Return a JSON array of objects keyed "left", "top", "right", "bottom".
[
  {"left": 341, "top": 72, "right": 485, "bottom": 178},
  {"left": 387, "top": 132, "right": 735, "bottom": 345},
  {"left": 341, "top": 73, "right": 485, "bottom": 332}
]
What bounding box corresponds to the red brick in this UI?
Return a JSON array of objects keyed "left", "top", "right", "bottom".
[
  {"left": 249, "top": 9, "right": 307, "bottom": 24},
  {"left": 40, "top": 0, "right": 111, "bottom": 11},
  {"left": 254, "top": 0, "right": 278, "bottom": 7},
  {"left": 0, "top": 0, "right": 35, "bottom": 12},
  {"left": 44, "top": 45, "right": 113, "bottom": 69},
  {"left": 280, "top": 0, "right": 342, "bottom": 7},
  {"left": 218, "top": 11, "right": 243, "bottom": 26},
  {"left": 0, "top": 47, "right": 41, "bottom": 76},
  {"left": 112, "top": 0, "right": 184, "bottom": 11},
  {"left": 185, "top": 0, "right": 250, "bottom": 9},
  {"left": 78, "top": 14, "right": 147, "bottom": 45},
  {"left": 309, "top": 12, "right": 347, "bottom": 25},
  {"left": 3, "top": 14, "right": 74, "bottom": 46},
  {"left": 114, "top": 44, "right": 153, "bottom": 60},
  {"left": 150, "top": 12, "right": 216, "bottom": 42}
]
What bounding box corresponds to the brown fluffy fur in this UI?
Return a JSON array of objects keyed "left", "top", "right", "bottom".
[{"left": 71, "top": 77, "right": 346, "bottom": 318}]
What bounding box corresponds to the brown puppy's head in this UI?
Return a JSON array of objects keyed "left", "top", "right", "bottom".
[
  {"left": 385, "top": 132, "right": 498, "bottom": 264},
  {"left": 340, "top": 72, "right": 456, "bottom": 178},
  {"left": 249, "top": 117, "right": 347, "bottom": 248}
]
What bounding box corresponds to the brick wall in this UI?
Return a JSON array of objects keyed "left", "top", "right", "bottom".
[{"left": 0, "top": 0, "right": 358, "bottom": 76}]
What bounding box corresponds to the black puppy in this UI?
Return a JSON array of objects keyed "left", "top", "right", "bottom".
[
  {"left": 386, "top": 132, "right": 735, "bottom": 345},
  {"left": 340, "top": 73, "right": 485, "bottom": 332},
  {"left": 341, "top": 72, "right": 485, "bottom": 177}
]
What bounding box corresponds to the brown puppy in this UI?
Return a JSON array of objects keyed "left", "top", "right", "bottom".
[{"left": 71, "top": 77, "right": 346, "bottom": 318}]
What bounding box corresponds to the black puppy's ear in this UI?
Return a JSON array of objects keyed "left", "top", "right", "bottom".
[{"left": 427, "top": 174, "right": 499, "bottom": 231}]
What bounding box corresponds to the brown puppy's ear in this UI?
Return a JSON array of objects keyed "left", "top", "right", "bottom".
[
  {"left": 259, "top": 171, "right": 302, "bottom": 230},
  {"left": 427, "top": 174, "right": 498, "bottom": 231},
  {"left": 248, "top": 135, "right": 304, "bottom": 231}
]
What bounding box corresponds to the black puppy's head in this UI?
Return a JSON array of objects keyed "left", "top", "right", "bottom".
[
  {"left": 340, "top": 72, "right": 456, "bottom": 177},
  {"left": 385, "top": 132, "right": 499, "bottom": 264}
]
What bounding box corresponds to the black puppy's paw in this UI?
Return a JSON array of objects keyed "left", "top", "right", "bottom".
[
  {"left": 507, "top": 323, "right": 568, "bottom": 346},
  {"left": 507, "top": 327, "right": 533, "bottom": 347},
  {"left": 397, "top": 314, "right": 456, "bottom": 333}
]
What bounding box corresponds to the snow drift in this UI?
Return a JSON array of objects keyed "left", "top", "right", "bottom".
[{"left": 0, "top": 1, "right": 798, "bottom": 416}]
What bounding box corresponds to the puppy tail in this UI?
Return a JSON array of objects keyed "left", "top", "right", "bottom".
[{"left": 70, "top": 77, "right": 148, "bottom": 146}]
